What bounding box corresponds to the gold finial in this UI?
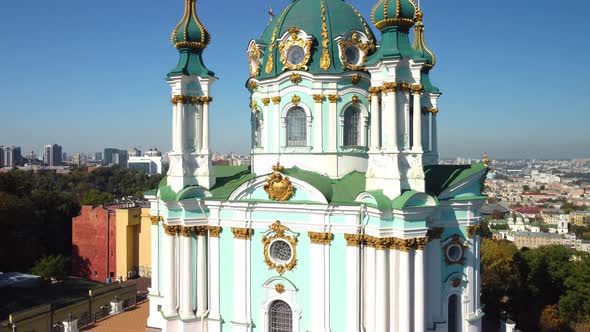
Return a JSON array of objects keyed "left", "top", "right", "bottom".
[
  {"left": 272, "top": 161, "right": 285, "bottom": 173},
  {"left": 483, "top": 153, "right": 490, "bottom": 166}
]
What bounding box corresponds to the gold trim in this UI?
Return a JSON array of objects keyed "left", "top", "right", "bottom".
[
  {"left": 412, "top": 11, "right": 436, "bottom": 71},
  {"left": 319, "top": 0, "right": 331, "bottom": 71},
  {"left": 262, "top": 98, "right": 271, "bottom": 106},
  {"left": 308, "top": 232, "right": 333, "bottom": 245},
  {"left": 179, "top": 226, "right": 195, "bottom": 237},
  {"left": 328, "top": 94, "right": 339, "bottom": 104},
  {"left": 312, "top": 94, "right": 325, "bottom": 103},
  {"left": 279, "top": 27, "right": 313, "bottom": 71},
  {"left": 351, "top": 95, "right": 360, "bottom": 105},
  {"left": 351, "top": 74, "right": 361, "bottom": 85},
  {"left": 263, "top": 162, "right": 295, "bottom": 201},
  {"left": 411, "top": 84, "right": 424, "bottom": 94},
  {"left": 265, "top": 3, "right": 291, "bottom": 74},
  {"left": 195, "top": 226, "right": 208, "bottom": 236},
  {"left": 208, "top": 226, "right": 222, "bottom": 238},
  {"left": 347, "top": 3, "right": 375, "bottom": 48},
  {"left": 171, "top": 95, "right": 188, "bottom": 105},
  {"left": 250, "top": 99, "right": 258, "bottom": 110},
  {"left": 452, "top": 278, "right": 461, "bottom": 288},
  {"left": 231, "top": 227, "right": 253, "bottom": 240},
  {"left": 189, "top": 96, "right": 201, "bottom": 105},
  {"left": 171, "top": 0, "right": 211, "bottom": 50},
  {"left": 249, "top": 81, "right": 259, "bottom": 91},
  {"left": 430, "top": 108, "right": 439, "bottom": 115},
  {"left": 248, "top": 44, "right": 262, "bottom": 77},
  {"left": 200, "top": 96, "right": 212, "bottom": 105},
  {"left": 399, "top": 81, "right": 411, "bottom": 93},
  {"left": 262, "top": 221, "right": 298, "bottom": 275},
  {"left": 427, "top": 227, "right": 444, "bottom": 241},
  {"left": 291, "top": 95, "right": 301, "bottom": 105},
  {"left": 271, "top": 96, "right": 282, "bottom": 105},
  {"left": 275, "top": 283, "right": 285, "bottom": 294}
]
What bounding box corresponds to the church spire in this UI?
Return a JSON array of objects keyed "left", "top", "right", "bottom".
[
  {"left": 171, "top": 0, "right": 211, "bottom": 51},
  {"left": 412, "top": 10, "right": 436, "bottom": 72}
]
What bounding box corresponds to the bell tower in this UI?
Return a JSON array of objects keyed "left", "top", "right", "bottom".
[{"left": 166, "top": 0, "right": 216, "bottom": 191}]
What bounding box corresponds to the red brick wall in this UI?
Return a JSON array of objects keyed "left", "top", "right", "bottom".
[{"left": 72, "top": 206, "right": 116, "bottom": 283}]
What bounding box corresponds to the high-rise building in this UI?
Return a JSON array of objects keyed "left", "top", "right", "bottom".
[
  {"left": 43, "top": 144, "right": 63, "bottom": 166},
  {"left": 103, "top": 148, "right": 128, "bottom": 166},
  {"left": 94, "top": 152, "right": 103, "bottom": 161},
  {"left": 147, "top": 1, "right": 486, "bottom": 331},
  {"left": 1, "top": 146, "right": 22, "bottom": 167},
  {"left": 128, "top": 148, "right": 163, "bottom": 175}
]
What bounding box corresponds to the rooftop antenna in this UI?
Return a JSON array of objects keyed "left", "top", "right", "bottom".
[{"left": 268, "top": 2, "right": 275, "bottom": 22}]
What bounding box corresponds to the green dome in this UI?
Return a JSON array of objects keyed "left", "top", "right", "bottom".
[
  {"left": 255, "top": 0, "right": 376, "bottom": 79},
  {"left": 371, "top": 0, "right": 418, "bottom": 31},
  {"left": 171, "top": 0, "right": 211, "bottom": 51}
]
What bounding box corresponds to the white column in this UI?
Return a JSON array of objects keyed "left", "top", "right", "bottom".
[
  {"left": 202, "top": 98, "right": 211, "bottom": 153},
  {"left": 398, "top": 246, "right": 411, "bottom": 332},
  {"left": 412, "top": 87, "right": 423, "bottom": 152},
  {"left": 344, "top": 235, "right": 361, "bottom": 332},
  {"left": 172, "top": 102, "right": 180, "bottom": 152},
  {"left": 369, "top": 88, "right": 381, "bottom": 151},
  {"left": 328, "top": 95, "right": 338, "bottom": 152},
  {"left": 380, "top": 83, "right": 398, "bottom": 151},
  {"left": 231, "top": 228, "right": 252, "bottom": 330},
  {"left": 196, "top": 228, "right": 208, "bottom": 317},
  {"left": 375, "top": 241, "right": 389, "bottom": 332},
  {"left": 309, "top": 233, "right": 331, "bottom": 332},
  {"left": 208, "top": 227, "right": 222, "bottom": 325},
  {"left": 179, "top": 228, "right": 195, "bottom": 319},
  {"left": 389, "top": 245, "right": 399, "bottom": 332},
  {"left": 313, "top": 95, "right": 324, "bottom": 152},
  {"left": 178, "top": 101, "right": 187, "bottom": 152},
  {"left": 414, "top": 241, "right": 426, "bottom": 332},
  {"left": 262, "top": 102, "right": 269, "bottom": 151},
  {"left": 364, "top": 244, "right": 376, "bottom": 332},
  {"left": 273, "top": 97, "right": 281, "bottom": 152},
  {"left": 150, "top": 218, "right": 160, "bottom": 295},
  {"left": 422, "top": 112, "right": 430, "bottom": 152},
  {"left": 195, "top": 104, "right": 202, "bottom": 152},
  {"left": 162, "top": 226, "right": 178, "bottom": 317},
  {"left": 431, "top": 111, "right": 438, "bottom": 155}
]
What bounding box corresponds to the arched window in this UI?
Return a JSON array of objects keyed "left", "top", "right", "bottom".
[
  {"left": 269, "top": 300, "right": 292, "bottom": 332},
  {"left": 343, "top": 106, "right": 360, "bottom": 146},
  {"left": 448, "top": 295, "right": 458, "bottom": 332},
  {"left": 286, "top": 107, "right": 306, "bottom": 147},
  {"left": 253, "top": 111, "right": 262, "bottom": 147}
]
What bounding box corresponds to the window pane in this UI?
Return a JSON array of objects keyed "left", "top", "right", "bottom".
[
  {"left": 270, "top": 300, "right": 292, "bottom": 332},
  {"left": 286, "top": 107, "right": 306, "bottom": 147},
  {"left": 343, "top": 107, "right": 360, "bottom": 146}
]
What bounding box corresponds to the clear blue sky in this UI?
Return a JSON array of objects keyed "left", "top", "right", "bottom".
[{"left": 0, "top": 0, "right": 588, "bottom": 159}]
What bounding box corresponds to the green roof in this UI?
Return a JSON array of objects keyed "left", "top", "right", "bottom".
[
  {"left": 423, "top": 163, "right": 488, "bottom": 197},
  {"left": 208, "top": 166, "right": 256, "bottom": 200},
  {"left": 255, "top": 0, "right": 376, "bottom": 79}
]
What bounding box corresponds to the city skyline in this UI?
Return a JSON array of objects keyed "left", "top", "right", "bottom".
[{"left": 0, "top": 0, "right": 589, "bottom": 159}]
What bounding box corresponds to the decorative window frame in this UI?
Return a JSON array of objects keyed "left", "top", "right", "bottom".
[
  {"left": 278, "top": 27, "right": 314, "bottom": 71},
  {"left": 441, "top": 272, "right": 467, "bottom": 330},
  {"left": 335, "top": 31, "right": 372, "bottom": 70},
  {"left": 281, "top": 102, "right": 312, "bottom": 151},
  {"left": 259, "top": 276, "right": 301, "bottom": 332},
  {"left": 339, "top": 101, "right": 369, "bottom": 149},
  {"left": 442, "top": 234, "right": 468, "bottom": 265},
  {"left": 247, "top": 40, "right": 262, "bottom": 77},
  {"left": 262, "top": 221, "right": 299, "bottom": 275}
]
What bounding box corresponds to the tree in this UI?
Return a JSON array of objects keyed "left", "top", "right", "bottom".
[
  {"left": 80, "top": 189, "right": 114, "bottom": 207},
  {"left": 523, "top": 185, "right": 530, "bottom": 192},
  {"left": 539, "top": 305, "right": 568, "bottom": 332},
  {"left": 31, "top": 255, "right": 68, "bottom": 281},
  {"left": 558, "top": 255, "right": 590, "bottom": 323}
]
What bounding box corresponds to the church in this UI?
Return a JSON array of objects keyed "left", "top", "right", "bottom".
[{"left": 146, "top": 0, "right": 487, "bottom": 331}]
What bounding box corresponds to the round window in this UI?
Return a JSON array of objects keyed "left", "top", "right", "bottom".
[
  {"left": 344, "top": 46, "right": 361, "bottom": 66},
  {"left": 269, "top": 240, "right": 293, "bottom": 263},
  {"left": 446, "top": 244, "right": 463, "bottom": 262},
  {"left": 286, "top": 45, "right": 306, "bottom": 66}
]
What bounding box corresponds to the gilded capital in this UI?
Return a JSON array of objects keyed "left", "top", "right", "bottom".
[
  {"left": 195, "top": 226, "right": 208, "bottom": 236},
  {"left": 249, "top": 81, "right": 259, "bottom": 90},
  {"left": 368, "top": 86, "right": 382, "bottom": 97},
  {"left": 398, "top": 238, "right": 417, "bottom": 252},
  {"left": 261, "top": 98, "right": 271, "bottom": 106},
  {"left": 150, "top": 216, "right": 159, "bottom": 225},
  {"left": 271, "top": 96, "right": 281, "bottom": 105},
  {"left": 427, "top": 227, "right": 444, "bottom": 241},
  {"left": 399, "top": 82, "right": 410, "bottom": 92},
  {"left": 411, "top": 84, "right": 424, "bottom": 94},
  {"left": 231, "top": 227, "right": 254, "bottom": 240},
  {"left": 416, "top": 237, "right": 427, "bottom": 250},
  {"left": 328, "top": 94, "right": 339, "bottom": 104},
  {"left": 179, "top": 226, "right": 195, "bottom": 237},
  {"left": 430, "top": 108, "right": 439, "bottom": 115},
  {"left": 200, "top": 96, "right": 213, "bottom": 105},
  {"left": 374, "top": 237, "right": 390, "bottom": 250},
  {"left": 208, "top": 226, "right": 222, "bottom": 238},
  {"left": 344, "top": 234, "right": 363, "bottom": 247},
  {"left": 467, "top": 225, "right": 482, "bottom": 238},
  {"left": 163, "top": 225, "right": 181, "bottom": 236},
  {"left": 382, "top": 82, "right": 398, "bottom": 94},
  {"left": 308, "top": 232, "right": 333, "bottom": 245},
  {"left": 170, "top": 95, "right": 188, "bottom": 104},
  {"left": 312, "top": 94, "right": 324, "bottom": 103}
]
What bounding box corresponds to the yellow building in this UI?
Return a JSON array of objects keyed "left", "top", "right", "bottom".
[{"left": 114, "top": 207, "right": 152, "bottom": 280}]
